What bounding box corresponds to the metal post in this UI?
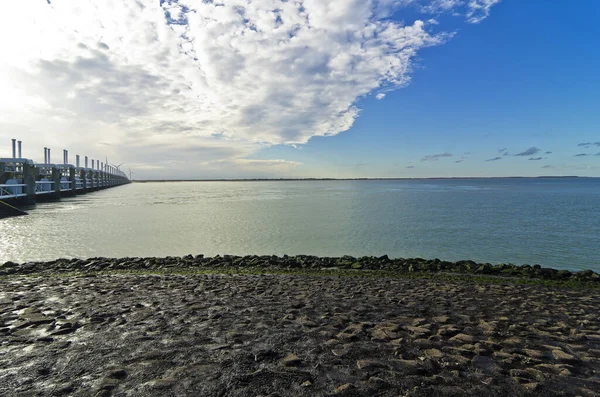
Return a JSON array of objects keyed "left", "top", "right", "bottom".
[
  {"left": 12, "top": 139, "right": 16, "bottom": 158},
  {"left": 85, "top": 156, "right": 88, "bottom": 168},
  {"left": 17, "top": 141, "right": 22, "bottom": 158},
  {"left": 44, "top": 148, "right": 47, "bottom": 164},
  {"left": 48, "top": 148, "right": 51, "bottom": 164},
  {"left": 76, "top": 155, "right": 80, "bottom": 168}
]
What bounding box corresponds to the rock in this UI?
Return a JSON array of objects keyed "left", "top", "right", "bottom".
[
  {"left": 331, "top": 347, "right": 350, "bottom": 357},
  {"left": 371, "top": 327, "right": 398, "bottom": 341},
  {"left": 588, "top": 349, "right": 600, "bottom": 357},
  {"left": 281, "top": 353, "right": 302, "bottom": 367},
  {"left": 438, "top": 326, "right": 461, "bottom": 337},
  {"left": 574, "top": 270, "right": 598, "bottom": 280},
  {"left": 536, "top": 363, "right": 567, "bottom": 375},
  {"left": 510, "top": 369, "right": 531, "bottom": 378},
  {"left": 433, "top": 315, "right": 450, "bottom": 324},
  {"left": 523, "top": 348, "right": 545, "bottom": 359},
  {"left": 336, "top": 322, "right": 370, "bottom": 340},
  {"left": 559, "top": 368, "right": 572, "bottom": 376},
  {"left": 522, "top": 382, "right": 540, "bottom": 392},
  {"left": 333, "top": 383, "right": 354, "bottom": 394},
  {"left": 97, "top": 379, "right": 119, "bottom": 392},
  {"left": 368, "top": 376, "right": 386, "bottom": 384},
  {"left": 301, "top": 320, "right": 318, "bottom": 328},
  {"left": 109, "top": 369, "right": 127, "bottom": 380},
  {"left": 300, "top": 380, "right": 312, "bottom": 387},
  {"left": 146, "top": 378, "right": 177, "bottom": 389},
  {"left": 502, "top": 336, "right": 523, "bottom": 345},
  {"left": 357, "top": 359, "right": 385, "bottom": 370},
  {"left": 552, "top": 349, "right": 578, "bottom": 362},
  {"left": 449, "top": 333, "right": 475, "bottom": 343},
  {"left": 556, "top": 269, "right": 572, "bottom": 279},
  {"left": 476, "top": 264, "right": 494, "bottom": 274},
  {"left": 20, "top": 315, "right": 54, "bottom": 326},
  {"left": 405, "top": 326, "right": 431, "bottom": 338},
  {"left": 424, "top": 348, "right": 443, "bottom": 358},
  {"left": 51, "top": 327, "right": 76, "bottom": 336},
  {"left": 390, "top": 359, "right": 421, "bottom": 374}
]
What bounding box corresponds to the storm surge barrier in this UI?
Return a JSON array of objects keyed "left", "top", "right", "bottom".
[{"left": 0, "top": 139, "right": 130, "bottom": 212}]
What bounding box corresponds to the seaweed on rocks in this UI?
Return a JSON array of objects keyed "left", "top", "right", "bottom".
[{"left": 1, "top": 256, "right": 599, "bottom": 286}]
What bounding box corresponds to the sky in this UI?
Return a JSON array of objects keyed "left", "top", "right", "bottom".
[{"left": 0, "top": 0, "right": 599, "bottom": 179}]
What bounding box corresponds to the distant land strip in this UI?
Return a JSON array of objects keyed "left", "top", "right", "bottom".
[{"left": 133, "top": 176, "right": 588, "bottom": 182}]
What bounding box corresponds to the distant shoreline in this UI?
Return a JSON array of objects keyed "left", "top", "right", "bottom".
[{"left": 132, "top": 176, "right": 593, "bottom": 183}]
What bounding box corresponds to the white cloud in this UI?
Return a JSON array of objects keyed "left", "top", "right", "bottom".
[
  {"left": 376, "top": 93, "right": 387, "bottom": 100},
  {"left": 422, "top": 0, "right": 500, "bottom": 23},
  {"left": 466, "top": 0, "right": 501, "bottom": 23},
  {"left": 423, "top": 0, "right": 463, "bottom": 13},
  {"left": 0, "top": 0, "right": 496, "bottom": 177}
]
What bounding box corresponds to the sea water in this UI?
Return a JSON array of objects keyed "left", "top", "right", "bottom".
[{"left": 1, "top": 178, "right": 598, "bottom": 271}]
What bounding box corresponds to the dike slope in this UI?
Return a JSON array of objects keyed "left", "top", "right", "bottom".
[{"left": 0, "top": 258, "right": 599, "bottom": 396}]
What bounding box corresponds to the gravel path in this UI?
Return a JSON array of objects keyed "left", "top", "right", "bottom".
[{"left": 1, "top": 273, "right": 599, "bottom": 396}]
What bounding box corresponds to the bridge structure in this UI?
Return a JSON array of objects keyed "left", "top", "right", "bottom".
[{"left": 0, "top": 138, "right": 130, "bottom": 209}]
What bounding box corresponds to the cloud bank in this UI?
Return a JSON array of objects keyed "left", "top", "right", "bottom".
[
  {"left": 0, "top": 0, "right": 500, "bottom": 177},
  {"left": 514, "top": 147, "right": 540, "bottom": 157},
  {"left": 421, "top": 152, "right": 453, "bottom": 161}
]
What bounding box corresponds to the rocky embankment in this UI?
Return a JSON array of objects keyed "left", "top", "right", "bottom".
[
  {"left": 1, "top": 257, "right": 599, "bottom": 396},
  {"left": 1, "top": 255, "right": 599, "bottom": 283}
]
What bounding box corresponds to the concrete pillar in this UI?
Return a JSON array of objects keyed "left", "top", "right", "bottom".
[
  {"left": 11, "top": 139, "right": 16, "bottom": 158},
  {"left": 51, "top": 167, "right": 61, "bottom": 196},
  {"left": 44, "top": 148, "right": 48, "bottom": 164},
  {"left": 80, "top": 168, "right": 87, "bottom": 190},
  {"left": 48, "top": 148, "right": 51, "bottom": 164},
  {"left": 70, "top": 166, "right": 76, "bottom": 193},
  {"left": 76, "top": 155, "right": 80, "bottom": 168},
  {"left": 23, "top": 162, "right": 36, "bottom": 202},
  {"left": 85, "top": 156, "right": 88, "bottom": 168},
  {"left": 17, "top": 141, "right": 22, "bottom": 159}
]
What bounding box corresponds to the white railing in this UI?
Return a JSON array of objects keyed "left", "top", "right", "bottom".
[
  {"left": 0, "top": 183, "right": 27, "bottom": 199},
  {"left": 35, "top": 181, "right": 54, "bottom": 195}
]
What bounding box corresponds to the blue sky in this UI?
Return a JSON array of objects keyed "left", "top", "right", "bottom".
[
  {"left": 0, "top": 0, "right": 598, "bottom": 178},
  {"left": 260, "top": 0, "right": 600, "bottom": 177}
]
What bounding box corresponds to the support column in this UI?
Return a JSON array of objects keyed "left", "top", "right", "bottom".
[
  {"left": 23, "top": 162, "right": 36, "bottom": 203},
  {"left": 51, "top": 167, "right": 61, "bottom": 196},
  {"left": 81, "top": 168, "right": 87, "bottom": 190},
  {"left": 70, "top": 166, "right": 76, "bottom": 194}
]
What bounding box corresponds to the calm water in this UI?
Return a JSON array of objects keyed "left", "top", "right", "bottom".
[{"left": 1, "top": 179, "right": 599, "bottom": 271}]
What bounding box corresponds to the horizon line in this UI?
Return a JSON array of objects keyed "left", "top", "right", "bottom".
[{"left": 130, "top": 175, "right": 597, "bottom": 182}]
